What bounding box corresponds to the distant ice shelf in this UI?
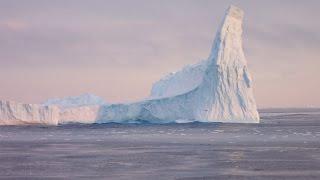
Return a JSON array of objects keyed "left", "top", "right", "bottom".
[
  {"left": 0, "top": 100, "right": 59, "bottom": 126},
  {"left": 42, "top": 93, "right": 107, "bottom": 110},
  {"left": 0, "top": 5, "right": 259, "bottom": 125}
]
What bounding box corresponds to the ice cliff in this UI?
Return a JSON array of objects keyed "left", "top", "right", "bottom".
[
  {"left": 0, "top": 100, "right": 59, "bottom": 125},
  {"left": 41, "top": 93, "right": 106, "bottom": 124},
  {"left": 0, "top": 5, "right": 259, "bottom": 125}
]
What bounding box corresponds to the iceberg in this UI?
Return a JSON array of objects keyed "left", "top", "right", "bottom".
[
  {"left": 96, "top": 5, "right": 259, "bottom": 123},
  {"left": 0, "top": 5, "right": 259, "bottom": 125}
]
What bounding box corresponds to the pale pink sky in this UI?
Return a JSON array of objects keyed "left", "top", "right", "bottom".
[{"left": 0, "top": 0, "right": 319, "bottom": 108}]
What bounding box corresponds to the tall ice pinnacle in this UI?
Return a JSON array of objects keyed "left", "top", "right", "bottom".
[{"left": 194, "top": 5, "right": 260, "bottom": 122}]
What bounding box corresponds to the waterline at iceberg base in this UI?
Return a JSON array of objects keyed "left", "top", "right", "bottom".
[{"left": 0, "top": 5, "right": 259, "bottom": 125}]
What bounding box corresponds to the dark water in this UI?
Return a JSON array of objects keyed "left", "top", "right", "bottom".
[{"left": 0, "top": 108, "right": 320, "bottom": 180}]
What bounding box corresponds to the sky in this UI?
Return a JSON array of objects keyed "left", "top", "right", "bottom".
[{"left": 0, "top": 0, "right": 319, "bottom": 108}]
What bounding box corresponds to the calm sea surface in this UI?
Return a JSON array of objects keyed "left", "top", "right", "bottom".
[{"left": 0, "top": 108, "right": 320, "bottom": 180}]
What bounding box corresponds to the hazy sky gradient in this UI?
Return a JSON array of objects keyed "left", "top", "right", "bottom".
[{"left": 0, "top": 0, "right": 319, "bottom": 108}]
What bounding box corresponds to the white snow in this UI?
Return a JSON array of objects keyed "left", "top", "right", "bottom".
[
  {"left": 0, "top": 5, "right": 260, "bottom": 125},
  {"left": 150, "top": 60, "right": 208, "bottom": 98},
  {"left": 42, "top": 93, "right": 107, "bottom": 110}
]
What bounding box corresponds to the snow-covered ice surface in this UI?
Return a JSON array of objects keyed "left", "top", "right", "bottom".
[
  {"left": 150, "top": 60, "right": 208, "bottom": 98},
  {"left": 0, "top": 108, "right": 320, "bottom": 179}
]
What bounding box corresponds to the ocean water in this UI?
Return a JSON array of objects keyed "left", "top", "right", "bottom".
[{"left": 0, "top": 108, "right": 320, "bottom": 180}]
